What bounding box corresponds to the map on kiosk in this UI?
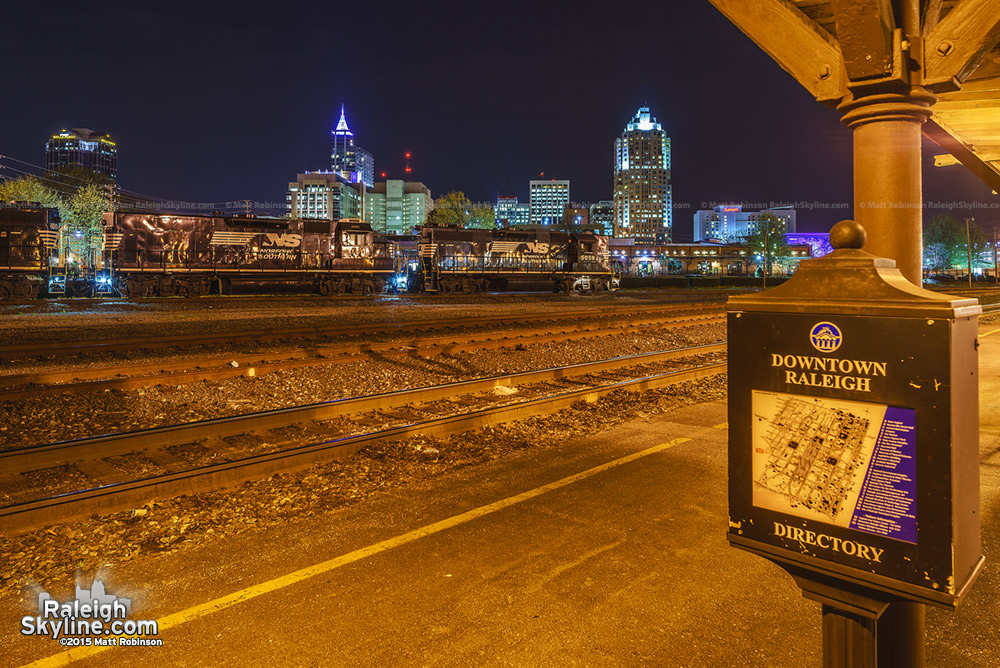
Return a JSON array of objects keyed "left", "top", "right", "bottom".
[{"left": 751, "top": 390, "right": 917, "bottom": 544}]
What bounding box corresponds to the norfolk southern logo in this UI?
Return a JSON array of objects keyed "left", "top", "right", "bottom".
[
  {"left": 487, "top": 241, "right": 550, "bottom": 255},
  {"left": 262, "top": 233, "right": 302, "bottom": 248},
  {"left": 810, "top": 322, "right": 842, "bottom": 353}
]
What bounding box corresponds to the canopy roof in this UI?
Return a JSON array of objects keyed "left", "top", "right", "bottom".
[{"left": 711, "top": 0, "right": 1000, "bottom": 192}]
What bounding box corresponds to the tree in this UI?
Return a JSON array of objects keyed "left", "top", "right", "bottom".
[
  {"left": 0, "top": 175, "right": 112, "bottom": 264},
  {"left": 923, "top": 214, "right": 990, "bottom": 273},
  {"left": 0, "top": 175, "right": 65, "bottom": 213},
  {"left": 743, "top": 212, "right": 790, "bottom": 277},
  {"left": 466, "top": 201, "right": 496, "bottom": 229},
  {"left": 425, "top": 191, "right": 495, "bottom": 229},
  {"left": 64, "top": 183, "right": 110, "bottom": 264}
]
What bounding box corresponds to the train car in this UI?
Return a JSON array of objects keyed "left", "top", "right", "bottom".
[
  {"left": 102, "top": 212, "right": 395, "bottom": 297},
  {"left": 416, "top": 225, "right": 618, "bottom": 294},
  {"left": 0, "top": 202, "right": 59, "bottom": 299}
]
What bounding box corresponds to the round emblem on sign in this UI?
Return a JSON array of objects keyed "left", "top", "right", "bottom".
[{"left": 809, "top": 322, "right": 842, "bottom": 353}]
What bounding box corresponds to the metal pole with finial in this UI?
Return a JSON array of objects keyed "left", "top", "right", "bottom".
[
  {"left": 966, "top": 218, "right": 974, "bottom": 288},
  {"left": 763, "top": 222, "right": 769, "bottom": 289}
]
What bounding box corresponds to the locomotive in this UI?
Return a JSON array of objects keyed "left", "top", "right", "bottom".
[
  {"left": 102, "top": 212, "right": 394, "bottom": 297},
  {"left": 415, "top": 225, "right": 618, "bottom": 294},
  {"left": 0, "top": 203, "right": 619, "bottom": 299},
  {"left": 0, "top": 203, "right": 59, "bottom": 299}
]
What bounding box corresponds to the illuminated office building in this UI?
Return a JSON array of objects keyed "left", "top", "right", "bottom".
[
  {"left": 613, "top": 107, "right": 671, "bottom": 242},
  {"left": 366, "top": 180, "right": 433, "bottom": 234},
  {"left": 589, "top": 200, "right": 614, "bottom": 235},
  {"left": 496, "top": 195, "right": 530, "bottom": 227},
  {"left": 330, "top": 106, "right": 375, "bottom": 188},
  {"left": 45, "top": 128, "right": 117, "bottom": 180},
  {"left": 286, "top": 171, "right": 362, "bottom": 221},
  {"left": 529, "top": 180, "right": 569, "bottom": 226},
  {"left": 692, "top": 205, "right": 797, "bottom": 241}
]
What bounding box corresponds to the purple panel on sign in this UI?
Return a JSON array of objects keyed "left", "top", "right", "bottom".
[{"left": 850, "top": 406, "right": 918, "bottom": 544}]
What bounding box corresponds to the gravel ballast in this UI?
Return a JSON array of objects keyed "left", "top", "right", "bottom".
[{"left": 0, "top": 292, "right": 729, "bottom": 600}]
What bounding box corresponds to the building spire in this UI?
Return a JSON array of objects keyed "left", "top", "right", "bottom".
[{"left": 336, "top": 105, "right": 351, "bottom": 133}]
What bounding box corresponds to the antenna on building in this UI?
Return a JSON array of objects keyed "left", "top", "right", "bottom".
[{"left": 405, "top": 152, "right": 412, "bottom": 176}]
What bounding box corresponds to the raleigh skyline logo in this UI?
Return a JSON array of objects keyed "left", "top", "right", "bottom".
[{"left": 21, "top": 579, "right": 161, "bottom": 647}]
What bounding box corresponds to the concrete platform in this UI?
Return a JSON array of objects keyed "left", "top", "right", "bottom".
[{"left": 5, "top": 325, "right": 1000, "bottom": 667}]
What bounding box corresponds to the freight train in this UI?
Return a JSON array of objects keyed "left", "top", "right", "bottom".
[
  {"left": 0, "top": 203, "right": 59, "bottom": 299},
  {"left": 0, "top": 204, "right": 618, "bottom": 299},
  {"left": 102, "top": 212, "right": 394, "bottom": 297},
  {"left": 415, "top": 225, "right": 617, "bottom": 294}
]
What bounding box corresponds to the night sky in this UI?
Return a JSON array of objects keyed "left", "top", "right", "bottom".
[{"left": 3, "top": 0, "right": 997, "bottom": 240}]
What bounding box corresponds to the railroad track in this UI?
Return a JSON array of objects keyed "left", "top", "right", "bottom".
[
  {"left": 0, "top": 343, "right": 727, "bottom": 535},
  {"left": 0, "top": 301, "right": 724, "bottom": 361},
  {"left": 980, "top": 303, "right": 1000, "bottom": 316},
  {"left": 0, "top": 311, "right": 725, "bottom": 399}
]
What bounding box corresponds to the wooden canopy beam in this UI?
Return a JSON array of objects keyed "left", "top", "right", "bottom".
[
  {"left": 934, "top": 151, "right": 1000, "bottom": 166},
  {"left": 706, "top": 0, "right": 844, "bottom": 103},
  {"left": 829, "top": 0, "right": 896, "bottom": 80},
  {"left": 923, "top": 0, "right": 1000, "bottom": 90},
  {"left": 920, "top": 0, "right": 944, "bottom": 37},
  {"left": 924, "top": 117, "right": 1000, "bottom": 192}
]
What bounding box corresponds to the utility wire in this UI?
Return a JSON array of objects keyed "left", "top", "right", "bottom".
[{"left": 1, "top": 161, "right": 277, "bottom": 215}]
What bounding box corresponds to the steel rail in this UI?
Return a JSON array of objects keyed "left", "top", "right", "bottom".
[
  {"left": 0, "top": 314, "right": 725, "bottom": 399},
  {"left": 0, "top": 302, "right": 723, "bottom": 361},
  {"left": 0, "top": 341, "right": 727, "bottom": 474},
  {"left": 0, "top": 360, "right": 726, "bottom": 534}
]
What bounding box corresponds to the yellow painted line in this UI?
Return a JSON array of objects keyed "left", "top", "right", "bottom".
[
  {"left": 21, "top": 437, "right": 691, "bottom": 667},
  {"left": 980, "top": 327, "right": 1000, "bottom": 338},
  {"left": 712, "top": 422, "right": 729, "bottom": 430}
]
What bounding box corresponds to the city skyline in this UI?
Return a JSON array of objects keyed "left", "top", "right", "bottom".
[{"left": 2, "top": 1, "right": 997, "bottom": 241}]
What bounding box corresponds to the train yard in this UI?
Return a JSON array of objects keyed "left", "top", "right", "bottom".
[{"left": 0, "top": 290, "right": 728, "bottom": 595}]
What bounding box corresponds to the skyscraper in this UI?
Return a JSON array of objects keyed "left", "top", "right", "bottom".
[
  {"left": 613, "top": 107, "right": 671, "bottom": 242},
  {"left": 45, "top": 128, "right": 117, "bottom": 180},
  {"left": 529, "top": 180, "right": 569, "bottom": 226},
  {"left": 330, "top": 106, "right": 374, "bottom": 188}
]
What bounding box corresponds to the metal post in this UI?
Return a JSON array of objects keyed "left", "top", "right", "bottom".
[
  {"left": 876, "top": 601, "right": 925, "bottom": 668},
  {"left": 763, "top": 223, "right": 769, "bottom": 289},
  {"left": 822, "top": 606, "right": 876, "bottom": 668},
  {"left": 107, "top": 184, "right": 115, "bottom": 288},
  {"left": 966, "top": 218, "right": 974, "bottom": 287},
  {"left": 839, "top": 89, "right": 936, "bottom": 285},
  {"left": 993, "top": 227, "right": 997, "bottom": 282},
  {"left": 788, "top": 565, "right": 927, "bottom": 668},
  {"left": 818, "top": 601, "right": 925, "bottom": 668}
]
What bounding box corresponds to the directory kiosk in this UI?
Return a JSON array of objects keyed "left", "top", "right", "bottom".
[{"left": 727, "top": 220, "right": 983, "bottom": 664}]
